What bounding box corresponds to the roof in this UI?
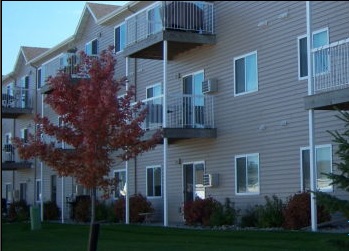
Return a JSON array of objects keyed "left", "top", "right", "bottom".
[
  {"left": 21, "top": 46, "right": 50, "bottom": 62},
  {"left": 86, "top": 2, "right": 120, "bottom": 21}
]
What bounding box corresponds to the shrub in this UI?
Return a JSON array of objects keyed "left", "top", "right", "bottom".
[
  {"left": 283, "top": 192, "right": 331, "bottom": 230},
  {"left": 114, "top": 194, "right": 154, "bottom": 223},
  {"left": 95, "top": 201, "right": 116, "bottom": 222},
  {"left": 44, "top": 201, "right": 60, "bottom": 220},
  {"left": 256, "top": 195, "right": 284, "bottom": 228},
  {"left": 74, "top": 195, "right": 91, "bottom": 222},
  {"left": 240, "top": 206, "right": 259, "bottom": 228},
  {"left": 8, "top": 200, "right": 29, "bottom": 222},
  {"left": 184, "top": 197, "right": 221, "bottom": 226},
  {"left": 209, "top": 198, "right": 238, "bottom": 226}
]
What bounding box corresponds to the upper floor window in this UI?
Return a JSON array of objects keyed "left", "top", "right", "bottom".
[
  {"left": 21, "top": 128, "right": 28, "bottom": 143},
  {"left": 85, "top": 39, "right": 98, "bottom": 56},
  {"left": 301, "top": 144, "right": 332, "bottom": 192},
  {"left": 115, "top": 23, "right": 126, "bottom": 53},
  {"left": 146, "top": 84, "right": 162, "bottom": 100},
  {"left": 37, "top": 68, "right": 42, "bottom": 89},
  {"left": 298, "top": 28, "right": 329, "bottom": 79},
  {"left": 235, "top": 153, "right": 260, "bottom": 195},
  {"left": 148, "top": 4, "right": 162, "bottom": 34},
  {"left": 234, "top": 51, "right": 258, "bottom": 96}
]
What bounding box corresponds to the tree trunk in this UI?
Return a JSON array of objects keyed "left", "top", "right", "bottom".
[{"left": 88, "top": 188, "right": 99, "bottom": 251}]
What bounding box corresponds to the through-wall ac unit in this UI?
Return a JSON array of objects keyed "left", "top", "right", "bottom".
[
  {"left": 202, "top": 79, "right": 217, "bottom": 94},
  {"left": 203, "top": 173, "right": 219, "bottom": 188}
]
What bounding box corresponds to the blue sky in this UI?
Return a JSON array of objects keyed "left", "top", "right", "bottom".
[{"left": 2, "top": 1, "right": 129, "bottom": 76}]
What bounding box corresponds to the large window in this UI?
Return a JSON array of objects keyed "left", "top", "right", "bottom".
[
  {"left": 234, "top": 51, "right": 258, "bottom": 96},
  {"left": 148, "top": 4, "right": 162, "bottom": 35},
  {"left": 115, "top": 23, "right": 126, "bottom": 53},
  {"left": 235, "top": 153, "right": 260, "bottom": 194},
  {"left": 298, "top": 28, "right": 329, "bottom": 79},
  {"left": 36, "top": 179, "right": 41, "bottom": 202},
  {"left": 114, "top": 170, "right": 126, "bottom": 199},
  {"left": 301, "top": 144, "right": 332, "bottom": 192},
  {"left": 146, "top": 166, "right": 162, "bottom": 197},
  {"left": 21, "top": 128, "right": 28, "bottom": 143},
  {"left": 85, "top": 39, "right": 98, "bottom": 56},
  {"left": 20, "top": 182, "right": 27, "bottom": 201},
  {"left": 146, "top": 84, "right": 162, "bottom": 125}
]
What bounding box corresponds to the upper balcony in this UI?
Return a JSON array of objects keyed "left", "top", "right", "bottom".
[
  {"left": 41, "top": 53, "right": 97, "bottom": 94},
  {"left": 304, "top": 38, "right": 349, "bottom": 110},
  {"left": 2, "top": 87, "right": 34, "bottom": 119},
  {"left": 142, "top": 94, "right": 216, "bottom": 143},
  {"left": 2, "top": 144, "right": 32, "bottom": 171},
  {"left": 123, "top": 1, "right": 216, "bottom": 60}
]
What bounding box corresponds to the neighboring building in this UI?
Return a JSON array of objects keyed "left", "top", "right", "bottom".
[{"left": 2, "top": 1, "right": 349, "bottom": 225}]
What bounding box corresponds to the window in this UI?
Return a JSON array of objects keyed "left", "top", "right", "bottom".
[
  {"left": 20, "top": 183, "right": 27, "bottom": 201},
  {"left": 114, "top": 170, "right": 126, "bottom": 199},
  {"left": 145, "top": 84, "right": 163, "bottom": 125},
  {"left": 234, "top": 51, "right": 258, "bottom": 95},
  {"left": 298, "top": 35, "right": 308, "bottom": 79},
  {"left": 146, "top": 166, "right": 162, "bottom": 197},
  {"left": 21, "top": 128, "right": 28, "bottom": 143},
  {"left": 20, "top": 76, "right": 29, "bottom": 108},
  {"left": 235, "top": 154, "right": 260, "bottom": 194},
  {"left": 51, "top": 175, "right": 57, "bottom": 203},
  {"left": 36, "top": 180, "right": 41, "bottom": 202},
  {"left": 37, "top": 68, "right": 42, "bottom": 89},
  {"left": 5, "top": 183, "right": 12, "bottom": 203},
  {"left": 85, "top": 39, "right": 98, "bottom": 55},
  {"left": 115, "top": 23, "right": 126, "bottom": 53},
  {"left": 301, "top": 145, "right": 332, "bottom": 192},
  {"left": 148, "top": 4, "right": 162, "bottom": 34},
  {"left": 297, "top": 28, "right": 329, "bottom": 78}
]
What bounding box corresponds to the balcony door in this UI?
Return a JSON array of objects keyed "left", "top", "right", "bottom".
[
  {"left": 183, "top": 162, "right": 205, "bottom": 204},
  {"left": 182, "top": 71, "right": 204, "bottom": 128}
]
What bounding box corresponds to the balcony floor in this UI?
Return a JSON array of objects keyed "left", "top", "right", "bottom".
[
  {"left": 2, "top": 161, "right": 32, "bottom": 171},
  {"left": 304, "top": 88, "right": 349, "bottom": 110},
  {"left": 2, "top": 107, "right": 33, "bottom": 118},
  {"left": 123, "top": 30, "right": 216, "bottom": 60}
]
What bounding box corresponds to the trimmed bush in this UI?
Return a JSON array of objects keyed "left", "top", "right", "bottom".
[
  {"left": 44, "top": 201, "right": 60, "bottom": 220},
  {"left": 184, "top": 197, "right": 221, "bottom": 226},
  {"left": 114, "top": 194, "right": 154, "bottom": 223},
  {"left": 283, "top": 192, "right": 331, "bottom": 230},
  {"left": 74, "top": 195, "right": 91, "bottom": 222},
  {"left": 8, "top": 200, "right": 29, "bottom": 222},
  {"left": 240, "top": 206, "right": 259, "bottom": 228},
  {"left": 256, "top": 195, "right": 284, "bottom": 228},
  {"left": 209, "top": 198, "right": 238, "bottom": 226}
]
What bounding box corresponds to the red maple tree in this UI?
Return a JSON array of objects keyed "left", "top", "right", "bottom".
[{"left": 13, "top": 46, "right": 161, "bottom": 250}]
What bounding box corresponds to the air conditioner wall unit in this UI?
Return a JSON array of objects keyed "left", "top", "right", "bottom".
[
  {"left": 203, "top": 173, "right": 219, "bottom": 188},
  {"left": 202, "top": 78, "right": 217, "bottom": 94}
]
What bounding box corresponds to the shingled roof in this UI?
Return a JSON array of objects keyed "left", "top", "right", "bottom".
[
  {"left": 87, "top": 2, "right": 121, "bottom": 21},
  {"left": 21, "top": 46, "right": 50, "bottom": 62}
]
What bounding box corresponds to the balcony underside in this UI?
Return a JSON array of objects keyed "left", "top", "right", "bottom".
[
  {"left": 2, "top": 161, "right": 32, "bottom": 171},
  {"left": 144, "top": 127, "right": 217, "bottom": 144},
  {"left": 123, "top": 30, "right": 216, "bottom": 60},
  {"left": 304, "top": 88, "right": 349, "bottom": 110},
  {"left": 40, "top": 84, "right": 54, "bottom": 94},
  {"left": 2, "top": 107, "right": 33, "bottom": 118}
]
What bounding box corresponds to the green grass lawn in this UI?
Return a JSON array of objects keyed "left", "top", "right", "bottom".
[{"left": 2, "top": 222, "right": 348, "bottom": 251}]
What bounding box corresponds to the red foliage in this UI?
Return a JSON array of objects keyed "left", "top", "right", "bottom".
[
  {"left": 12, "top": 47, "right": 161, "bottom": 192},
  {"left": 184, "top": 197, "right": 220, "bottom": 226}
]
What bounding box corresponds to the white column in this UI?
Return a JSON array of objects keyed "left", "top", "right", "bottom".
[
  {"left": 61, "top": 177, "right": 64, "bottom": 223},
  {"left": 306, "top": 1, "right": 317, "bottom": 232},
  {"left": 40, "top": 94, "right": 44, "bottom": 222},
  {"left": 163, "top": 40, "right": 168, "bottom": 227},
  {"left": 125, "top": 57, "right": 130, "bottom": 224}
]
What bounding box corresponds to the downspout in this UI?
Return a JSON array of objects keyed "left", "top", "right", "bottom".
[
  {"left": 163, "top": 40, "right": 168, "bottom": 227},
  {"left": 306, "top": 1, "right": 317, "bottom": 232}
]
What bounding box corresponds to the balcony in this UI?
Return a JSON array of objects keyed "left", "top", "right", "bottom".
[
  {"left": 142, "top": 94, "right": 216, "bottom": 142},
  {"left": 41, "top": 53, "right": 97, "bottom": 94},
  {"left": 2, "top": 88, "right": 33, "bottom": 118},
  {"left": 124, "top": 1, "right": 216, "bottom": 60},
  {"left": 2, "top": 145, "right": 32, "bottom": 171},
  {"left": 304, "top": 38, "right": 349, "bottom": 110}
]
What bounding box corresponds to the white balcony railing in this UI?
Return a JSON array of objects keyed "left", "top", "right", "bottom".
[
  {"left": 141, "top": 94, "right": 214, "bottom": 130},
  {"left": 2, "top": 87, "right": 33, "bottom": 109},
  {"left": 125, "top": 1, "right": 214, "bottom": 46},
  {"left": 313, "top": 38, "right": 349, "bottom": 93}
]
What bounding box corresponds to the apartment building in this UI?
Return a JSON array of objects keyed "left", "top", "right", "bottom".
[{"left": 2, "top": 1, "right": 348, "bottom": 225}]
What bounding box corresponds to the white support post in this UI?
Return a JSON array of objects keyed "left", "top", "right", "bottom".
[
  {"left": 125, "top": 56, "right": 130, "bottom": 225},
  {"left": 306, "top": 1, "right": 317, "bottom": 232},
  {"left": 61, "top": 177, "right": 64, "bottom": 223},
  {"left": 163, "top": 40, "right": 168, "bottom": 227}
]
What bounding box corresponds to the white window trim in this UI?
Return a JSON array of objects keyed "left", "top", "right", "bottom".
[
  {"left": 235, "top": 153, "right": 260, "bottom": 195},
  {"left": 146, "top": 83, "right": 162, "bottom": 99},
  {"left": 146, "top": 165, "right": 162, "bottom": 199},
  {"left": 300, "top": 144, "right": 333, "bottom": 192},
  {"left": 85, "top": 38, "right": 98, "bottom": 55},
  {"left": 297, "top": 27, "right": 329, "bottom": 80},
  {"left": 113, "top": 169, "right": 126, "bottom": 199},
  {"left": 234, "top": 51, "right": 258, "bottom": 97},
  {"left": 114, "top": 22, "right": 126, "bottom": 54},
  {"left": 181, "top": 70, "right": 205, "bottom": 93}
]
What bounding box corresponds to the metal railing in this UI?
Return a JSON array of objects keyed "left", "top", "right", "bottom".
[
  {"left": 313, "top": 38, "right": 349, "bottom": 93},
  {"left": 2, "top": 87, "right": 33, "bottom": 109},
  {"left": 125, "top": 1, "right": 214, "bottom": 46},
  {"left": 141, "top": 94, "right": 214, "bottom": 130}
]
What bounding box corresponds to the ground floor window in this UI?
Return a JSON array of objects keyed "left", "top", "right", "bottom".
[
  {"left": 235, "top": 153, "right": 260, "bottom": 194},
  {"left": 146, "top": 166, "right": 162, "bottom": 198},
  {"left": 19, "top": 182, "right": 27, "bottom": 201},
  {"left": 114, "top": 170, "right": 126, "bottom": 199},
  {"left": 301, "top": 144, "right": 332, "bottom": 191},
  {"left": 36, "top": 180, "right": 41, "bottom": 202}
]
